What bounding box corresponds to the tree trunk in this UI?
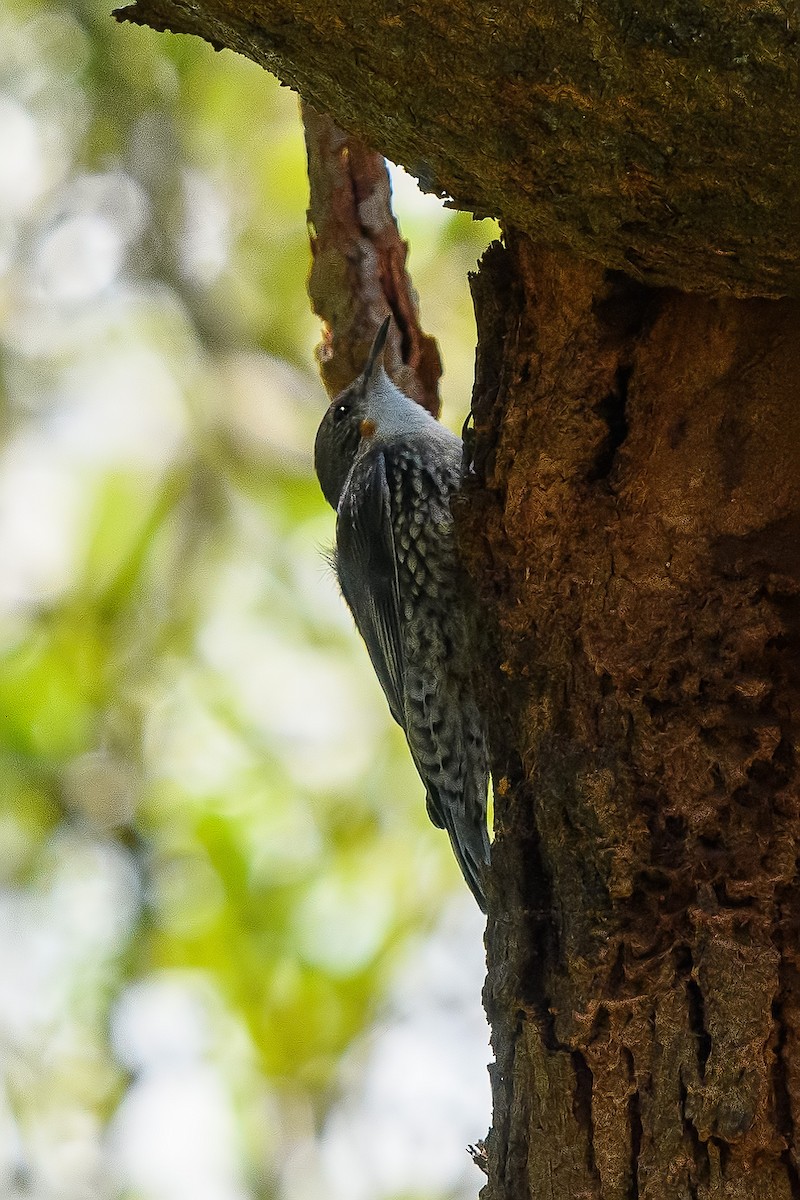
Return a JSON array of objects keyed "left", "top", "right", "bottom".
[
  {"left": 464, "top": 231, "right": 800, "bottom": 1198},
  {"left": 113, "top": 2, "right": 800, "bottom": 1195}
]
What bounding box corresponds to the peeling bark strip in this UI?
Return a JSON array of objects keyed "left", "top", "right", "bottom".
[
  {"left": 466, "top": 234, "right": 800, "bottom": 1199},
  {"left": 117, "top": 0, "right": 800, "bottom": 299},
  {"left": 302, "top": 104, "right": 441, "bottom": 409}
]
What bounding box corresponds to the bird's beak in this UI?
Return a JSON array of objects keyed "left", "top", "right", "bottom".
[{"left": 363, "top": 315, "right": 391, "bottom": 383}]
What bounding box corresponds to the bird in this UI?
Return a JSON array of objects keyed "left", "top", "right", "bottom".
[{"left": 314, "top": 316, "right": 491, "bottom": 910}]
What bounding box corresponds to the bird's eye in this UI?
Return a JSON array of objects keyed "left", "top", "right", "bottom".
[{"left": 332, "top": 402, "right": 350, "bottom": 425}]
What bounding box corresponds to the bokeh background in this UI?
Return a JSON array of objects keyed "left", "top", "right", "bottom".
[{"left": 0, "top": 1, "right": 499, "bottom": 1196}]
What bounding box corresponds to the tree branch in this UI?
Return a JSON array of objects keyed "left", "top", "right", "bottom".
[
  {"left": 116, "top": 0, "right": 800, "bottom": 299},
  {"left": 303, "top": 103, "right": 441, "bottom": 410}
]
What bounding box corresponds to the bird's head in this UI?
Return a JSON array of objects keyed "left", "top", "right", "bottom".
[{"left": 314, "top": 316, "right": 436, "bottom": 511}]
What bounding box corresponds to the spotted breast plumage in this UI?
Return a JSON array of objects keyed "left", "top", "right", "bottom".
[{"left": 314, "top": 317, "right": 491, "bottom": 909}]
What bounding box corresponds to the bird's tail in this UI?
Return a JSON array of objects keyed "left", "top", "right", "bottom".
[{"left": 429, "top": 787, "right": 491, "bottom": 912}]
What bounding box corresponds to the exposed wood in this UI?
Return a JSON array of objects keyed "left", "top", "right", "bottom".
[{"left": 303, "top": 104, "right": 441, "bottom": 409}]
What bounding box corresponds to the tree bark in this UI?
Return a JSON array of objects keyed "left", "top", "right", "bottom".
[
  {"left": 303, "top": 105, "right": 442, "bottom": 409},
  {"left": 117, "top": 0, "right": 800, "bottom": 298},
  {"left": 112, "top": 2, "right": 800, "bottom": 1196},
  {"left": 464, "top": 232, "right": 800, "bottom": 1198}
]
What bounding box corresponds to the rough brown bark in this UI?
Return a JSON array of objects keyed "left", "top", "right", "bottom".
[
  {"left": 462, "top": 231, "right": 800, "bottom": 1198},
  {"left": 116, "top": 0, "right": 800, "bottom": 298},
  {"left": 303, "top": 104, "right": 441, "bottom": 409}
]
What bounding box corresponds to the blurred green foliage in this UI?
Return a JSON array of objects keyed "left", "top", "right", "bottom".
[{"left": 0, "top": 0, "right": 497, "bottom": 1193}]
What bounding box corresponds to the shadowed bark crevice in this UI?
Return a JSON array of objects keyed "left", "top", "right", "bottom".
[
  {"left": 589, "top": 363, "right": 631, "bottom": 481},
  {"left": 675, "top": 946, "right": 713, "bottom": 1079},
  {"left": 571, "top": 1050, "right": 602, "bottom": 1186},
  {"left": 626, "top": 1052, "right": 642, "bottom": 1200}
]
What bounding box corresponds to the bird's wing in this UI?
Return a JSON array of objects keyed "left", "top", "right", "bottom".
[{"left": 336, "top": 450, "right": 406, "bottom": 726}]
